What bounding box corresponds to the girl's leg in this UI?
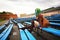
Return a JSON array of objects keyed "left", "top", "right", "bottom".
[{"left": 40, "top": 27, "right": 42, "bottom": 33}]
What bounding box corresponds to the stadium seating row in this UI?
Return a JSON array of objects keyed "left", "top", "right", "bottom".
[
  {"left": 17, "top": 23, "right": 36, "bottom": 40},
  {"left": 0, "top": 22, "right": 13, "bottom": 40}
]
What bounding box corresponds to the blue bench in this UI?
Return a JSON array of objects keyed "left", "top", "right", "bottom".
[
  {"left": 17, "top": 23, "right": 23, "bottom": 28},
  {"left": 20, "top": 29, "right": 28, "bottom": 40},
  {"left": 0, "top": 20, "right": 10, "bottom": 30},
  {"left": 49, "top": 20, "right": 60, "bottom": 23},
  {"left": 50, "top": 22, "right": 60, "bottom": 27},
  {"left": 24, "top": 29, "right": 36, "bottom": 40},
  {"left": 17, "top": 23, "right": 36, "bottom": 40},
  {"left": 13, "top": 20, "right": 17, "bottom": 24},
  {"left": 9, "top": 20, "right": 13, "bottom": 24},
  {"left": 0, "top": 24, "right": 13, "bottom": 40},
  {"left": 42, "top": 27, "right": 60, "bottom": 36},
  {"left": 24, "top": 22, "right": 31, "bottom": 25},
  {"left": 0, "top": 25, "right": 6, "bottom": 30}
]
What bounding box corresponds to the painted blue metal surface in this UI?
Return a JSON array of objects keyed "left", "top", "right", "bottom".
[
  {"left": 18, "top": 23, "right": 28, "bottom": 40},
  {"left": 42, "top": 27, "right": 60, "bottom": 36},
  {"left": 19, "top": 23, "right": 25, "bottom": 28},
  {"left": 20, "top": 29, "right": 28, "bottom": 40},
  {"left": 50, "top": 22, "right": 60, "bottom": 26},
  {"left": 0, "top": 24, "right": 13, "bottom": 40},
  {"left": 25, "top": 29, "right": 36, "bottom": 40},
  {"left": 0, "top": 24, "right": 11, "bottom": 38},
  {"left": 25, "top": 22, "right": 31, "bottom": 25},
  {"left": 0, "top": 25, "right": 5, "bottom": 30},
  {"left": 49, "top": 20, "right": 60, "bottom": 22},
  {"left": 17, "top": 23, "right": 22, "bottom": 28},
  {"left": 13, "top": 20, "right": 17, "bottom": 23},
  {"left": 18, "top": 23, "right": 36, "bottom": 40}
]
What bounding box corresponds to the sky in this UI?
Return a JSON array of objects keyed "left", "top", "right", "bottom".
[{"left": 0, "top": 0, "right": 60, "bottom": 17}]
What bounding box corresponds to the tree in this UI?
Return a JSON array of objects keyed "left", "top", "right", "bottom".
[
  {"left": 35, "top": 8, "right": 41, "bottom": 16},
  {"left": 3, "top": 11, "right": 6, "bottom": 13},
  {"left": 0, "top": 11, "right": 6, "bottom": 14}
]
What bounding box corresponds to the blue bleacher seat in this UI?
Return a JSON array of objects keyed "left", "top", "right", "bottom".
[
  {"left": 0, "top": 25, "right": 5, "bottom": 30},
  {"left": 18, "top": 23, "right": 36, "bottom": 40},
  {"left": 20, "top": 29, "right": 28, "bottom": 40},
  {"left": 13, "top": 20, "right": 17, "bottom": 24},
  {"left": 46, "top": 14, "right": 60, "bottom": 20},
  {"left": 0, "top": 24, "right": 11, "bottom": 38},
  {"left": 42, "top": 27, "right": 60, "bottom": 36},
  {"left": 24, "top": 22, "right": 31, "bottom": 25},
  {"left": 18, "top": 23, "right": 28, "bottom": 40},
  {"left": 49, "top": 20, "right": 60, "bottom": 23},
  {"left": 0, "top": 24, "right": 13, "bottom": 40},
  {"left": 17, "top": 23, "right": 23, "bottom": 28},
  {"left": 50, "top": 22, "right": 60, "bottom": 26},
  {"left": 24, "top": 29, "right": 36, "bottom": 40}
]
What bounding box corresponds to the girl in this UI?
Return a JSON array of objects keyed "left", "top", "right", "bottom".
[{"left": 38, "top": 14, "right": 50, "bottom": 32}]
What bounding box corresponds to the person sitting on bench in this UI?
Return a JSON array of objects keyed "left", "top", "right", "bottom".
[
  {"left": 19, "top": 20, "right": 40, "bottom": 32},
  {"left": 37, "top": 14, "right": 50, "bottom": 32},
  {"left": 20, "top": 14, "right": 50, "bottom": 32}
]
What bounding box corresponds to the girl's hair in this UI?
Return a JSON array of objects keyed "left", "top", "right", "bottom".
[
  {"left": 38, "top": 14, "right": 43, "bottom": 21},
  {"left": 38, "top": 14, "right": 43, "bottom": 26}
]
